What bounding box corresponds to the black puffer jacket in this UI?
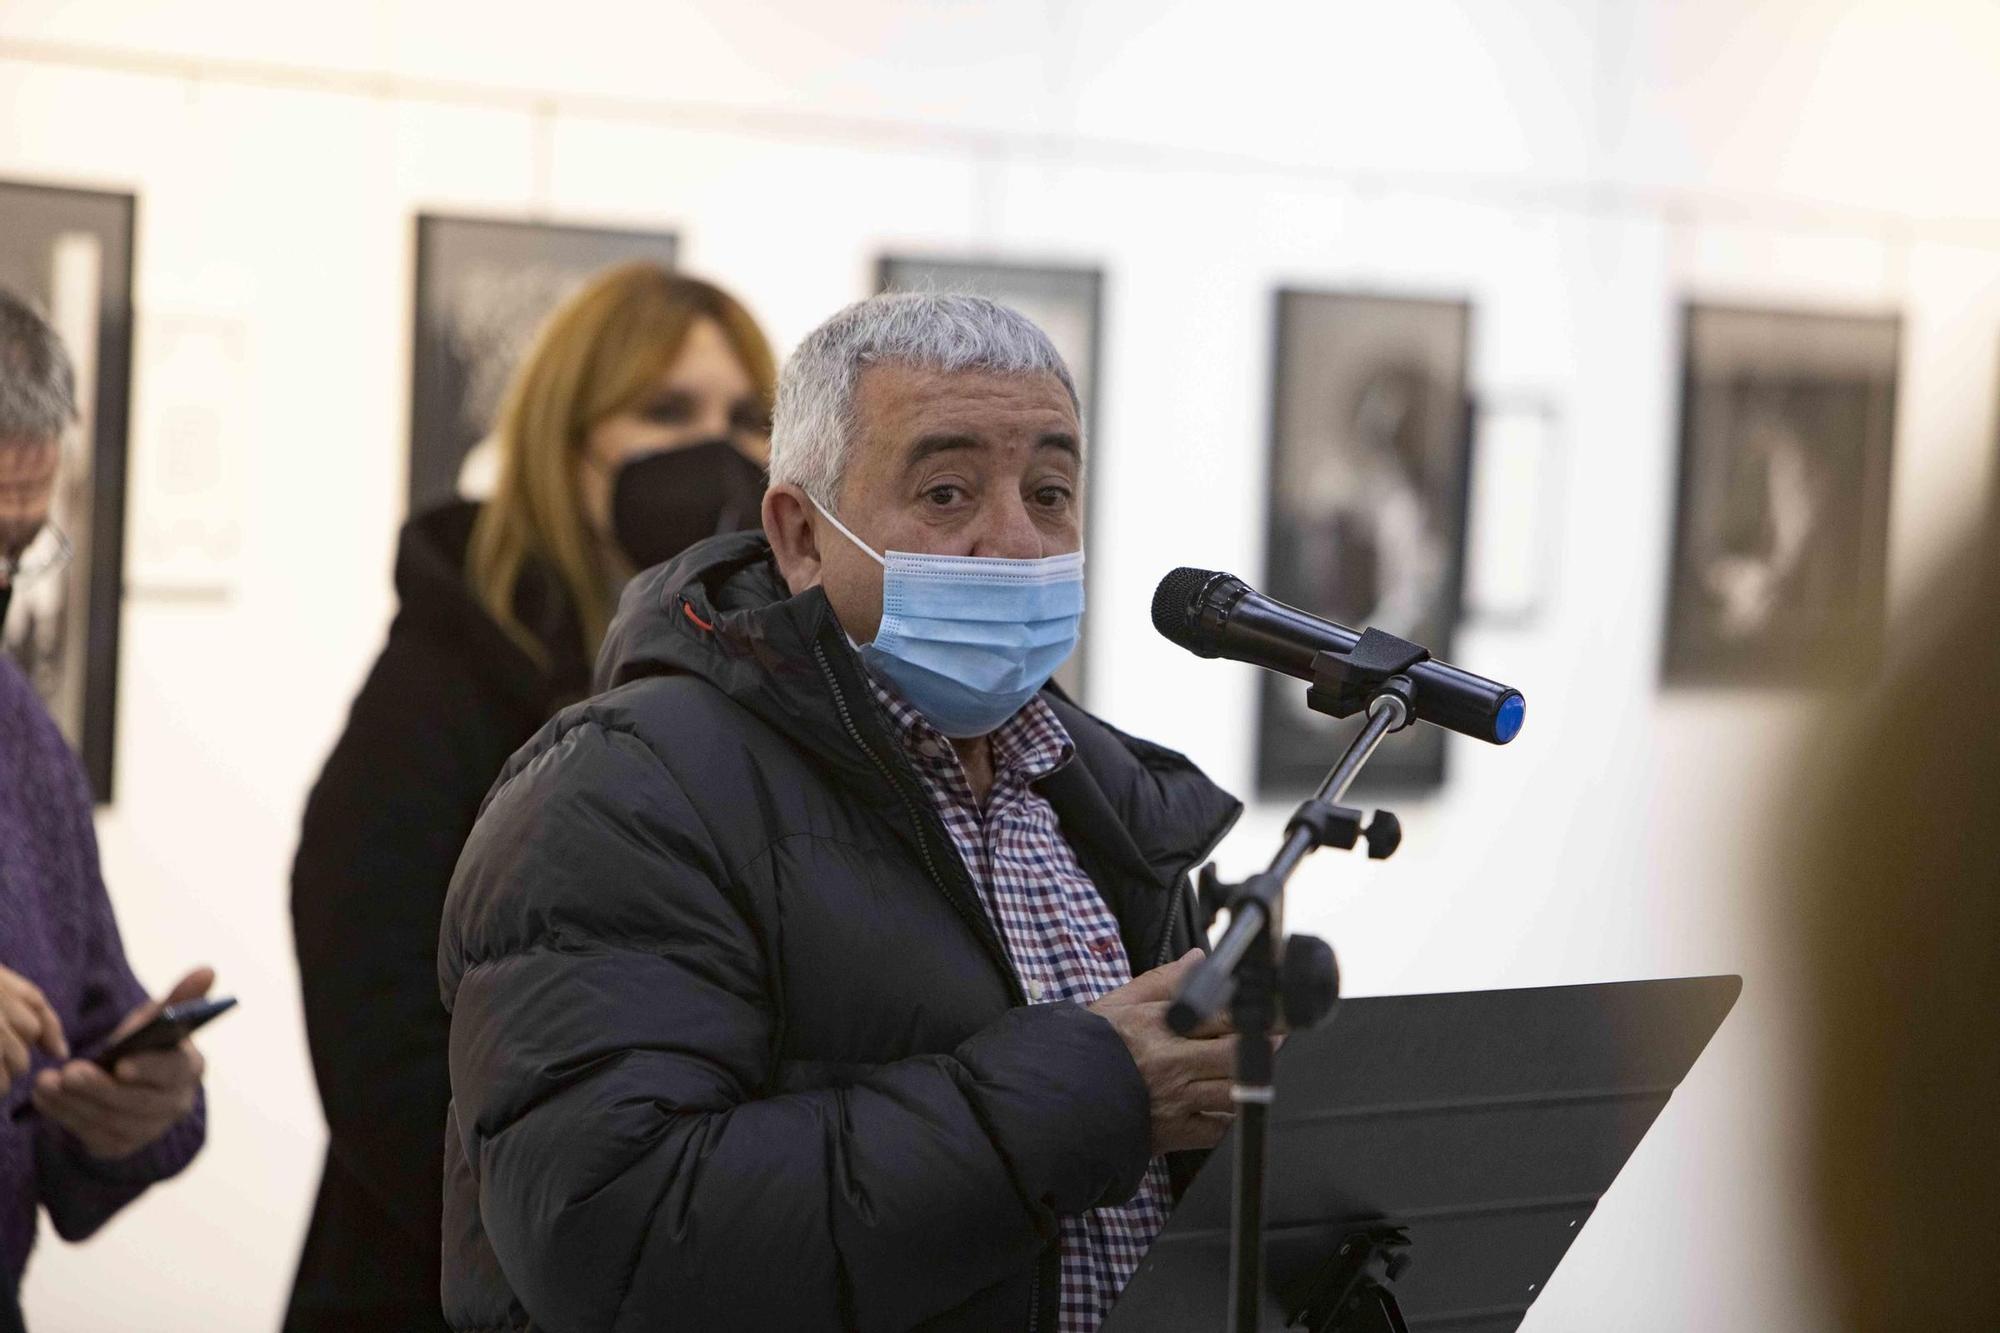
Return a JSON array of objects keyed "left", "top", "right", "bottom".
[{"left": 438, "top": 532, "right": 1241, "bottom": 1333}]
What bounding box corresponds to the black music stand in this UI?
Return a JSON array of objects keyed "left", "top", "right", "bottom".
[{"left": 1105, "top": 974, "right": 1741, "bottom": 1333}]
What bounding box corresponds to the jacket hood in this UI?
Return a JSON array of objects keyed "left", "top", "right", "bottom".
[
  {"left": 598, "top": 530, "right": 1243, "bottom": 887},
  {"left": 598, "top": 529, "right": 879, "bottom": 791}
]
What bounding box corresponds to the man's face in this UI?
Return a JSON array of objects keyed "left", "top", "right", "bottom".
[
  {"left": 0, "top": 435, "right": 59, "bottom": 573},
  {"left": 813, "top": 363, "right": 1083, "bottom": 644}
]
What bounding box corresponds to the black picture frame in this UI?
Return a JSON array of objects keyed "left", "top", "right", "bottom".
[
  {"left": 1256, "top": 288, "right": 1474, "bottom": 798},
  {"left": 875, "top": 255, "right": 1106, "bottom": 703},
  {"left": 1662, "top": 303, "right": 1899, "bottom": 687},
  {"left": 409, "top": 214, "right": 679, "bottom": 515},
  {"left": 0, "top": 180, "right": 136, "bottom": 804}
]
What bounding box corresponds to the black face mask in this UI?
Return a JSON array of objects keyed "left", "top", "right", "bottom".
[{"left": 608, "top": 439, "right": 768, "bottom": 571}]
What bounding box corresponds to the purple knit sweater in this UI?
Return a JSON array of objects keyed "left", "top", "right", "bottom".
[{"left": 0, "top": 654, "right": 205, "bottom": 1294}]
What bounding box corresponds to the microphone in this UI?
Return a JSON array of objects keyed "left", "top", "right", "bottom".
[{"left": 1151, "top": 567, "right": 1525, "bottom": 744}]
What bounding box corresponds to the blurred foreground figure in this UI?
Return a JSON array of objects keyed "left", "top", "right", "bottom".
[
  {"left": 0, "top": 290, "right": 210, "bottom": 1330},
  {"left": 1794, "top": 526, "right": 2000, "bottom": 1330},
  {"left": 438, "top": 294, "right": 1245, "bottom": 1332},
  {"left": 286, "top": 267, "right": 777, "bottom": 1329}
]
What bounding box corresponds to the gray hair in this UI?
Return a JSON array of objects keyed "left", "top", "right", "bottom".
[
  {"left": 0, "top": 289, "right": 77, "bottom": 444},
  {"left": 769, "top": 291, "right": 1082, "bottom": 506}
]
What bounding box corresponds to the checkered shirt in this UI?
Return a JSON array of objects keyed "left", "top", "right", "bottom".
[{"left": 866, "top": 677, "right": 1172, "bottom": 1333}]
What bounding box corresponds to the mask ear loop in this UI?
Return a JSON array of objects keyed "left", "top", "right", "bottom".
[{"left": 807, "top": 494, "right": 887, "bottom": 568}]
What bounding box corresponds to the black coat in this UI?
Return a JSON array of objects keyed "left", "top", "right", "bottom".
[
  {"left": 287, "top": 503, "right": 588, "bottom": 1331},
  {"left": 438, "top": 532, "right": 1242, "bottom": 1333}
]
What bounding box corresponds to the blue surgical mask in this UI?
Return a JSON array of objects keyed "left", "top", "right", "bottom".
[{"left": 812, "top": 497, "right": 1084, "bottom": 738}]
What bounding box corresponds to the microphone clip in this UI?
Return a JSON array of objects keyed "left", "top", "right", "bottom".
[{"left": 1305, "top": 626, "right": 1429, "bottom": 725}]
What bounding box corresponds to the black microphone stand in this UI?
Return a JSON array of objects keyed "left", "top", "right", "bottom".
[{"left": 1167, "top": 628, "right": 1431, "bottom": 1333}]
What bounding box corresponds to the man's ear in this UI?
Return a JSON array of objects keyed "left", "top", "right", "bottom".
[{"left": 763, "top": 484, "right": 823, "bottom": 595}]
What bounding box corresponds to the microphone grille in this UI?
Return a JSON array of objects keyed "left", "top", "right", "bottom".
[{"left": 1152, "top": 567, "right": 1221, "bottom": 648}]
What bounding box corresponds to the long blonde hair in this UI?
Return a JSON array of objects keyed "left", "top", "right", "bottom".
[{"left": 467, "top": 264, "right": 776, "bottom": 665}]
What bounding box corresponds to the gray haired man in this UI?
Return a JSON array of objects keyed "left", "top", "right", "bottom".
[
  {"left": 440, "top": 293, "right": 1242, "bottom": 1333},
  {"left": 0, "top": 290, "right": 212, "bottom": 1325}
]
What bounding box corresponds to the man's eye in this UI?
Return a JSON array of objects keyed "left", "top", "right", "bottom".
[
  {"left": 924, "top": 484, "right": 964, "bottom": 506},
  {"left": 1035, "top": 485, "right": 1075, "bottom": 509}
]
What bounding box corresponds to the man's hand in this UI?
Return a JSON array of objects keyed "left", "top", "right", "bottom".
[
  {"left": 1089, "top": 950, "right": 1239, "bottom": 1154},
  {"left": 31, "top": 967, "right": 212, "bottom": 1161},
  {"left": 1, "top": 964, "right": 68, "bottom": 1088}
]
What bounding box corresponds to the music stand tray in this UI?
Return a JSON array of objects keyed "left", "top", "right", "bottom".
[{"left": 1104, "top": 975, "right": 1742, "bottom": 1332}]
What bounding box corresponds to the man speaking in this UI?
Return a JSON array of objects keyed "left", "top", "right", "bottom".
[{"left": 438, "top": 293, "right": 1243, "bottom": 1332}]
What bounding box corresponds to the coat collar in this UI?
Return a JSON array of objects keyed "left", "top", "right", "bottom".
[{"left": 393, "top": 501, "right": 591, "bottom": 718}]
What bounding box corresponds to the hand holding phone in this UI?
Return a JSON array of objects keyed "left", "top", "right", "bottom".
[{"left": 10, "top": 969, "right": 228, "bottom": 1157}]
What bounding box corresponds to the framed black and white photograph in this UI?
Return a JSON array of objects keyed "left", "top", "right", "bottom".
[
  {"left": 409, "top": 214, "right": 679, "bottom": 514},
  {"left": 1256, "top": 289, "right": 1473, "bottom": 796},
  {"left": 1663, "top": 304, "right": 1898, "bottom": 687},
  {"left": 876, "top": 256, "right": 1105, "bottom": 701},
  {"left": 0, "top": 180, "right": 136, "bottom": 804}
]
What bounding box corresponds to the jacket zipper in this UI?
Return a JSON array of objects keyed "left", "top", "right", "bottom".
[
  {"left": 1152, "top": 887, "right": 1188, "bottom": 970},
  {"left": 1150, "top": 810, "right": 1242, "bottom": 969},
  {"left": 815, "top": 641, "right": 1052, "bottom": 1331},
  {"left": 811, "top": 641, "right": 1026, "bottom": 1006}
]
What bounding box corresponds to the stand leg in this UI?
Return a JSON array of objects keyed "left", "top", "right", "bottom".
[
  {"left": 1232, "top": 1098, "right": 1267, "bottom": 1332},
  {"left": 1229, "top": 921, "right": 1278, "bottom": 1333}
]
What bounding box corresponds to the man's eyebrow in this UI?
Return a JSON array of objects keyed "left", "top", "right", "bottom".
[
  {"left": 902, "top": 435, "right": 985, "bottom": 471},
  {"left": 900, "top": 432, "right": 1082, "bottom": 471}
]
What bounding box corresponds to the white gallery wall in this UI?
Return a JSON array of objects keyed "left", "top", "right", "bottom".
[{"left": 2, "top": 1, "right": 1997, "bottom": 1328}]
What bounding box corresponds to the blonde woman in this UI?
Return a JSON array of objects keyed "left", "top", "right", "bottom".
[{"left": 284, "top": 267, "right": 776, "bottom": 1331}]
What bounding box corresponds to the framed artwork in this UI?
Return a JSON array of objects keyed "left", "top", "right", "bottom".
[
  {"left": 876, "top": 256, "right": 1105, "bottom": 701},
  {"left": 1256, "top": 289, "right": 1473, "bottom": 797},
  {"left": 409, "top": 214, "right": 679, "bottom": 514},
  {"left": 0, "top": 180, "right": 136, "bottom": 804},
  {"left": 1663, "top": 304, "right": 1898, "bottom": 686}
]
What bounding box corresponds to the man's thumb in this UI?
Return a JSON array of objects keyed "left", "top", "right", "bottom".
[
  {"left": 162, "top": 967, "right": 216, "bottom": 1007},
  {"left": 1122, "top": 948, "right": 1206, "bottom": 1002}
]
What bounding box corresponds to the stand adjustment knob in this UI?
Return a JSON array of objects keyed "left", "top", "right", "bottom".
[
  {"left": 1195, "top": 863, "right": 1231, "bottom": 931},
  {"left": 1280, "top": 934, "right": 1340, "bottom": 1030},
  {"left": 1363, "top": 811, "right": 1402, "bottom": 861}
]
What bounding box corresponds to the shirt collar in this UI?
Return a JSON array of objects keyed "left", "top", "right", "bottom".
[{"left": 864, "top": 672, "right": 1074, "bottom": 791}]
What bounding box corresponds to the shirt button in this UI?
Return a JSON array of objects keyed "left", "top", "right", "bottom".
[{"left": 1025, "top": 978, "right": 1047, "bottom": 1002}]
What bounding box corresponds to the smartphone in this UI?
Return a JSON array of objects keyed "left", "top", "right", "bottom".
[
  {"left": 93, "top": 996, "right": 238, "bottom": 1069},
  {"left": 7, "top": 996, "right": 236, "bottom": 1122}
]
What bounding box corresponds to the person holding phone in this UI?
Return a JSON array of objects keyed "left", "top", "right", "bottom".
[{"left": 0, "top": 289, "right": 210, "bottom": 1324}]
